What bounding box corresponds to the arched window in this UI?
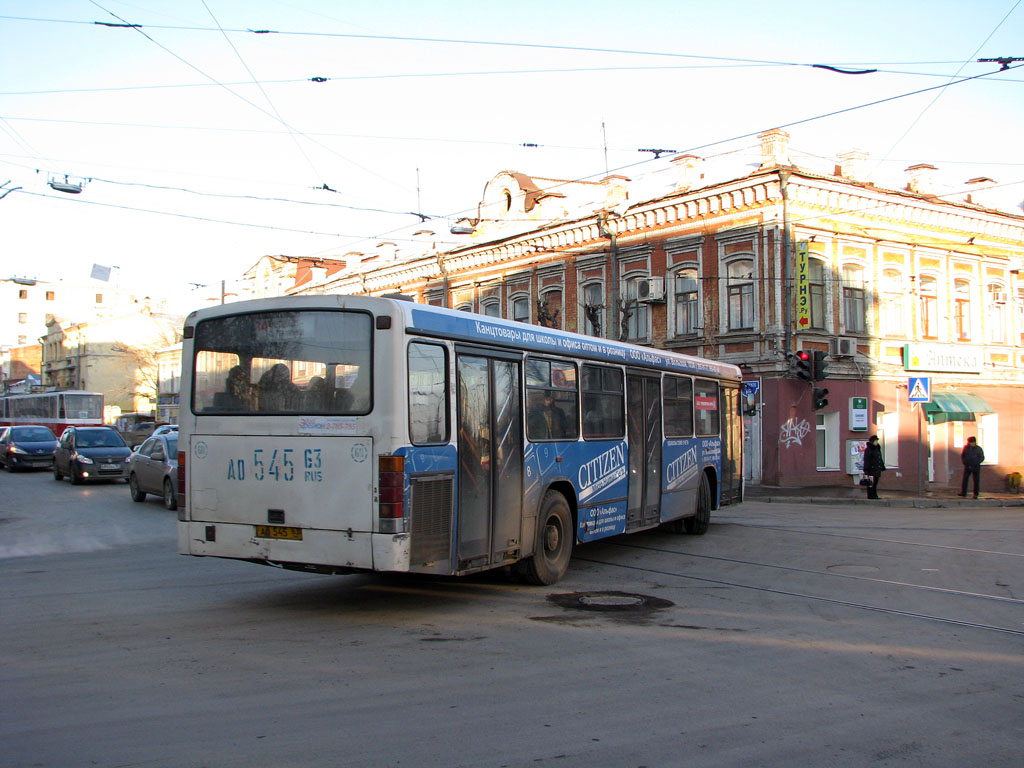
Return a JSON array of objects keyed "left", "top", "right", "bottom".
[
  {"left": 581, "top": 282, "right": 604, "bottom": 337},
  {"left": 673, "top": 268, "right": 699, "bottom": 336},
  {"left": 841, "top": 264, "right": 865, "bottom": 333},
  {"left": 623, "top": 275, "right": 650, "bottom": 341},
  {"left": 808, "top": 258, "right": 826, "bottom": 329},
  {"left": 919, "top": 275, "right": 939, "bottom": 339},
  {"left": 953, "top": 279, "right": 972, "bottom": 341},
  {"left": 455, "top": 303, "right": 473, "bottom": 313},
  {"left": 511, "top": 295, "right": 530, "bottom": 324},
  {"left": 538, "top": 289, "right": 562, "bottom": 329},
  {"left": 481, "top": 299, "right": 500, "bottom": 317},
  {"left": 986, "top": 283, "right": 1007, "bottom": 343},
  {"left": 726, "top": 259, "right": 754, "bottom": 331},
  {"left": 880, "top": 269, "right": 904, "bottom": 337},
  {"left": 1017, "top": 284, "right": 1024, "bottom": 346}
]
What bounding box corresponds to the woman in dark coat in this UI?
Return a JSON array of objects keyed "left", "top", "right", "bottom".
[{"left": 863, "top": 435, "right": 885, "bottom": 499}]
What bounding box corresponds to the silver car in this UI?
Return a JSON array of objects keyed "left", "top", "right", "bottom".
[{"left": 128, "top": 434, "right": 179, "bottom": 510}]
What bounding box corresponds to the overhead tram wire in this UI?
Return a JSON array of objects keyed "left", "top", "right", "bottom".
[
  {"left": 872, "top": 0, "right": 1024, "bottom": 172},
  {"left": 12, "top": 188, "right": 415, "bottom": 241},
  {"left": 8, "top": 12, "right": 1020, "bottom": 83},
  {"left": 85, "top": 0, "right": 414, "bottom": 197},
  {"left": 200, "top": 0, "right": 325, "bottom": 188},
  {"left": 5, "top": 52, "right": 1016, "bottom": 257}
]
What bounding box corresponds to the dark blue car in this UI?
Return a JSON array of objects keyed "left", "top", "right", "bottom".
[{"left": 0, "top": 425, "right": 59, "bottom": 471}]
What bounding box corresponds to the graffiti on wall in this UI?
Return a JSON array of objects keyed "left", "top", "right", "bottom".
[{"left": 779, "top": 417, "right": 811, "bottom": 447}]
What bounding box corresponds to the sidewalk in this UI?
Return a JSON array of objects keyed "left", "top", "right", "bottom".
[{"left": 744, "top": 483, "right": 1024, "bottom": 508}]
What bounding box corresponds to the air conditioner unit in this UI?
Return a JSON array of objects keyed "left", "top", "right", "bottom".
[
  {"left": 830, "top": 336, "right": 858, "bottom": 357},
  {"left": 637, "top": 276, "right": 666, "bottom": 303}
]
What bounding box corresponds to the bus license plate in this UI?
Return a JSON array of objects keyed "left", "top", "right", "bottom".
[{"left": 255, "top": 525, "right": 303, "bottom": 540}]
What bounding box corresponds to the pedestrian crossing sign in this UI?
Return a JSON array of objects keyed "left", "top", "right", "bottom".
[{"left": 908, "top": 376, "right": 931, "bottom": 403}]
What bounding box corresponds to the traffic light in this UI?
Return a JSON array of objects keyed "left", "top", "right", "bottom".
[
  {"left": 813, "top": 387, "right": 830, "bottom": 410},
  {"left": 794, "top": 350, "right": 813, "bottom": 382},
  {"left": 813, "top": 351, "right": 829, "bottom": 381}
]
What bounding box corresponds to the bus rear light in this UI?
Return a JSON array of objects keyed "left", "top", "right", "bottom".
[
  {"left": 378, "top": 455, "right": 405, "bottom": 528},
  {"left": 379, "top": 503, "right": 404, "bottom": 519},
  {"left": 177, "top": 451, "right": 187, "bottom": 519},
  {"left": 379, "top": 486, "right": 403, "bottom": 504}
]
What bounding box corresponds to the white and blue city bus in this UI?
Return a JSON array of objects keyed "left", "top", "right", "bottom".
[{"left": 177, "top": 295, "right": 743, "bottom": 585}]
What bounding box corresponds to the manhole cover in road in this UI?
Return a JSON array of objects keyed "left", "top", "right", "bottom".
[{"left": 548, "top": 591, "right": 674, "bottom": 613}]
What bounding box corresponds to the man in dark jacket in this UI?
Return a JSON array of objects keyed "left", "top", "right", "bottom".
[
  {"left": 959, "top": 436, "right": 985, "bottom": 498},
  {"left": 862, "top": 435, "right": 885, "bottom": 500}
]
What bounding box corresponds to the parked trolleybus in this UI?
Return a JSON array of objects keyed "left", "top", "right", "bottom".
[
  {"left": 0, "top": 390, "right": 104, "bottom": 436},
  {"left": 177, "top": 295, "right": 743, "bottom": 584}
]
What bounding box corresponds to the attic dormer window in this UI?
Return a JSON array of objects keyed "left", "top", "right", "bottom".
[{"left": 502, "top": 189, "right": 512, "bottom": 214}]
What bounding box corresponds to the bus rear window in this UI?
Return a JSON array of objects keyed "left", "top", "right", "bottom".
[{"left": 192, "top": 310, "right": 372, "bottom": 415}]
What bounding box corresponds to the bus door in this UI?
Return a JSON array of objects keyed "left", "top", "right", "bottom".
[
  {"left": 455, "top": 348, "right": 524, "bottom": 571},
  {"left": 720, "top": 383, "right": 743, "bottom": 504},
  {"left": 626, "top": 373, "right": 662, "bottom": 531}
]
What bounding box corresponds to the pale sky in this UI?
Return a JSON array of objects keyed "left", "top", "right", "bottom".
[{"left": 2, "top": 0, "right": 1022, "bottom": 301}]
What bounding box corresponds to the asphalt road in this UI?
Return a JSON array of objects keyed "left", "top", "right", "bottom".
[{"left": 2, "top": 469, "right": 1023, "bottom": 768}]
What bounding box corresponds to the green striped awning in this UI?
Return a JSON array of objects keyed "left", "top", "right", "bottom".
[{"left": 922, "top": 391, "right": 994, "bottom": 424}]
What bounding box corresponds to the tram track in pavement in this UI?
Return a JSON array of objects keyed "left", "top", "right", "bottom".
[
  {"left": 574, "top": 534, "right": 1024, "bottom": 637},
  {"left": 715, "top": 518, "right": 1024, "bottom": 559}
]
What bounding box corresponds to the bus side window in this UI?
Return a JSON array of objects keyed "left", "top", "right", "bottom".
[
  {"left": 663, "top": 375, "right": 694, "bottom": 438},
  {"left": 582, "top": 365, "right": 624, "bottom": 439},
  {"left": 525, "top": 358, "right": 578, "bottom": 441}
]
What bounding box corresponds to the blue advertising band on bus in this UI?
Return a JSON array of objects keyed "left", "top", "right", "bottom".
[{"left": 403, "top": 303, "right": 742, "bottom": 382}]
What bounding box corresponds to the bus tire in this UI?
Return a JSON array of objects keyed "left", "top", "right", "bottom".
[
  {"left": 521, "top": 490, "right": 573, "bottom": 586},
  {"left": 683, "top": 473, "right": 711, "bottom": 535},
  {"left": 129, "top": 473, "right": 146, "bottom": 502}
]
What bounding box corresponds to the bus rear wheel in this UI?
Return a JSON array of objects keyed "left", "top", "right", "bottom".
[
  {"left": 520, "top": 490, "right": 573, "bottom": 586},
  {"left": 683, "top": 473, "right": 711, "bottom": 535}
]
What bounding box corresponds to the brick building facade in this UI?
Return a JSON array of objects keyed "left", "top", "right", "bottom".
[{"left": 292, "top": 130, "right": 1024, "bottom": 493}]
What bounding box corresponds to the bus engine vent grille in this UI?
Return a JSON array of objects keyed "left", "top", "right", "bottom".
[{"left": 409, "top": 473, "right": 453, "bottom": 567}]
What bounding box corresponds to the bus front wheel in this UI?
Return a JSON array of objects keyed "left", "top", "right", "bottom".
[{"left": 520, "top": 491, "right": 573, "bottom": 586}]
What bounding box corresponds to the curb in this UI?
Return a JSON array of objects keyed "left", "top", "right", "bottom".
[{"left": 749, "top": 496, "right": 1024, "bottom": 508}]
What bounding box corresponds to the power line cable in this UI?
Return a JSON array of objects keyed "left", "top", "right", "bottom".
[
  {"left": 85, "top": 1, "right": 411, "bottom": 196},
  {"left": 874, "top": 0, "right": 1024, "bottom": 169},
  {"left": 199, "top": 0, "right": 324, "bottom": 187}
]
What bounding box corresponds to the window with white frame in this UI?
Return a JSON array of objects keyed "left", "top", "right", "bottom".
[
  {"left": 841, "top": 264, "right": 866, "bottom": 333},
  {"left": 726, "top": 259, "right": 754, "bottom": 331},
  {"left": 673, "top": 268, "right": 700, "bottom": 336},
  {"left": 880, "top": 269, "right": 905, "bottom": 337},
  {"left": 815, "top": 411, "right": 839, "bottom": 470},
  {"left": 985, "top": 283, "right": 1007, "bottom": 343},
  {"left": 975, "top": 413, "right": 998, "bottom": 464},
  {"left": 455, "top": 303, "right": 472, "bottom": 312},
  {"left": 581, "top": 282, "right": 604, "bottom": 337},
  {"left": 623, "top": 276, "right": 650, "bottom": 341},
  {"left": 808, "top": 258, "right": 826, "bottom": 329},
  {"left": 919, "top": 275, "right": 939, "bottom": 339},
  {"left": 481, "top": 299, "right": 500, "bottom": 317},
  {"left": 953, "top": 279, "right": 972, "bottom": 341},
  {"left": 511, "top": 295, "right": 530, "bottom": 324},
  {"left": 1017, "top": 284, "right": 1024, "bottom": 346},
  {"left": 538, "top": 289, "right": 562, "bottom": 329},
  {"left": 880, "top": 409, "right": 899, "bottom": 468}
]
